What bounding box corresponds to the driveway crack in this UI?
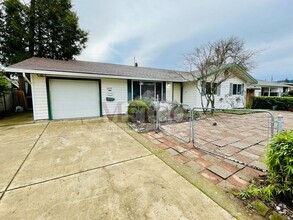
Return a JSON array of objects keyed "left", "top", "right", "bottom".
[{"left": 0, "top": 122, "right": 50, "bottom": 200}]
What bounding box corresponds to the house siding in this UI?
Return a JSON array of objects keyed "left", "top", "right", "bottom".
[
  {"left": 215, "top": 77, "right": 246, "bottom": 108},
  {"left": 101, "top": 78, "right": 128, "bottom": 115},
  {"left": 183, "top": 82, "right": 200, "bottom": 108},
  {"left": 183, "top": 77, "right": 247, "bottom": 109},
  {"left": 31, "top": 74, "right": 49, "bottom": 120}
]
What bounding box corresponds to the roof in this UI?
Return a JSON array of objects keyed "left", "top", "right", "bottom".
[
  {"left": 6, "top": 57, "right": 187, "bottom": 82},
  {"left": 194, "top": 63, "right": 258, "bottom": 84},
  {"left": 5, "top": 57, "right": 257, "bottom": 84},
  {"left": 248, "top": 80, "right": 293, "bottom": 88}
]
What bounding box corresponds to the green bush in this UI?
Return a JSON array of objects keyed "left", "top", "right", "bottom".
[
  {"left": 251, "top": 96, "right": 293, "bottom": 111},
  {"left": 127, "top": 100, "right": 149, "bottom": 122},
  {"left": 266, "top": 129, "right": 293, "bottom": 202},
  {"left": 238, "top": 129, "right": 293, "bottom": 203}
]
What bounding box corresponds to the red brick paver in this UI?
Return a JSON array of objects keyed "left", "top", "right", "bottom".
[{"left": 142, "top": 111, "right": 293, "bottom": 192}]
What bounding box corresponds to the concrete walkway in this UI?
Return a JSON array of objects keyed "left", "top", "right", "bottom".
[{"left": 0, "top": 118, "right": 235, "bottom": 219}]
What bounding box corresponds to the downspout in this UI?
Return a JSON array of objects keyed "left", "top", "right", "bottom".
[{"left": 23, "top": 73, "right": 31, "bottom": 85}]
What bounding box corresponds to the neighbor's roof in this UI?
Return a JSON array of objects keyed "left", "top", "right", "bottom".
[
  {"left": 6, "top": 57, "right": 188, "bottom": 82},
  {"left": 248, "top": 80, "right": 293, "bottom": 88}
]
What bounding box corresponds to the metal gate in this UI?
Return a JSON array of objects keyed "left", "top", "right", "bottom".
[
  {"left": 156, "top": 103, "right": 284, "bottom": 172},
  {"left": 156, "top": 101, "right": 192, "bottom": 143}
]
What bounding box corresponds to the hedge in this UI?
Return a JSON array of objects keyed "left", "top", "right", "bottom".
[{"left": 251, "top": 96, "right": 293, "bottom": 111}]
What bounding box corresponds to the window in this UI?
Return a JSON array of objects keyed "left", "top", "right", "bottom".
[
  {"left": 231, "top": 84, "right": 244, "bottom": 95},
  {"left": 202, "top": 82, "right": 220, "bottom": 96},
  {"left": 133, "top": 81, "right": 140, "bottom": 99},
  {"left": 132, "top": 81, "right": 162, "bottom": 100}
]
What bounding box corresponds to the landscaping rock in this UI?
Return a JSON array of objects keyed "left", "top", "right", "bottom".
[
  {"left": 251, "top": 199, "right": 269, "bottom": 217},
  {"left": 269, "top": 211, "right": 287, "bottom": 220}
]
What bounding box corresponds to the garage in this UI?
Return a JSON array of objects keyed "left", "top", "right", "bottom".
[{"left": 48, "top": 78, "right": 101, "bottom": 119}]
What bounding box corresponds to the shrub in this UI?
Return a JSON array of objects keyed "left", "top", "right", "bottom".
[
  {"left": 266, "top": 129, "right": 293, "bottom": 202},
  {"left": 251, "top": 96, "right": 293, "bottom": 111},
  {"left": 127, "top": 100, "right": 149, "bottom": 122},
  {"left": 238, "top": 129, "right": 293, "bottom": 203}
]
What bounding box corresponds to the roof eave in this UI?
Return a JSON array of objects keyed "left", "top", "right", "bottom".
[{"left": 4, "top": 67, "right": 185, "bottom": 82}]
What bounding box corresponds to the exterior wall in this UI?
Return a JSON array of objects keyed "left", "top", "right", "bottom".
[
  {"left": 31, "top": 74, "right": 49, "bottom": 120},
  {"left": 182, "top": 81, "right": 201, "bottom": 108},
  {"left": 213, "top": 77, "right": 246, "bottom": 109},
  {"left": 182, "top": 77, "right": 247, "bottom": 109},
  {"left": 101, "top": 78, "right": 128, "bottom": 115},
  {"left": 166, "top": 82, "right": 173, "bottom": 102},
  {"left": 253, "top": 88, "right": 261, "bottom": 97}
]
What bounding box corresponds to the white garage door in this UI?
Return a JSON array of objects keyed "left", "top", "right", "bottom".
[{"left": 49, "top": 79, "right": 100, "bottom": 119}]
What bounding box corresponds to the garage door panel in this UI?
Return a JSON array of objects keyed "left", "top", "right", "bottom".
[{"left": 49, "top": 79, "right": 100, "bottom": 119}]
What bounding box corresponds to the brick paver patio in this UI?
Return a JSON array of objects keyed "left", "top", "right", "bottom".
[{"left": 142, "top": 111, "right": 293, "bottom": 192}]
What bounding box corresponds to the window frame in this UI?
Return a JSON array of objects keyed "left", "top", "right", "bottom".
[
  {"left": 232, "top": 84, "right": 243, "bottom": 95},
  {"left": 132, "top": 80, "right": 163, "bottom": 101}
]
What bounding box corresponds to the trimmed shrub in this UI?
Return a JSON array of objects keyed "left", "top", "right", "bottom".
[
  {"left": 128, "top": 100, "right": 149, "bottom": 122},
  {"left": 266, "top": 129, "right": 293, "bottom": 202},
  {"left": 251, "top": 96, "right": 293, "bottom": 111}
]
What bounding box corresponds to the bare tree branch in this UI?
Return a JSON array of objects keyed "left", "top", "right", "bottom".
[{"left": 180, "top": 36, "right": 257, "bottom": 110}]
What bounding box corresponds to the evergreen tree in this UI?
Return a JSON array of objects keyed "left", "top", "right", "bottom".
[
  {"left": 0, "top": 0, "right": 88, "bottom": 65},
  {"left": 0, "top": 0, "right": 28, "bottom": 65}
]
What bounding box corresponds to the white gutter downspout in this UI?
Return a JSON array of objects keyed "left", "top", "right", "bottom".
[{"left": 23, "top": 72, "right": 31, "bottom": 85}]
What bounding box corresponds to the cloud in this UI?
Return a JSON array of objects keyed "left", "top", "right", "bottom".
[{"left": 72, "top": 0, "right": 293, "bottom": 79}]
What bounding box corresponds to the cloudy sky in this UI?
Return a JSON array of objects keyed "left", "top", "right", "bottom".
[{"left": 71, "top": 0, "right": 293, "bottom": 81}]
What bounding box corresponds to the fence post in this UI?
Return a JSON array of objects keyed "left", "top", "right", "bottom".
[
  {"left": 155, "top": 101, "right": 160, "bottom": 132},
  {"left": 191, "top": 109, "right": 195, "bottom": 144},
  {"left": 277, "top": 114, "right": 283, "bottom": 134}
]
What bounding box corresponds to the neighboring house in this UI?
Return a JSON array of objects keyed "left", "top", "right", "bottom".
[
  {"left": 5, "top": 57, "right": 257, "bottom": 120},
  {"left": 247, "top": 80, "right": 293, "bottom": 99}
]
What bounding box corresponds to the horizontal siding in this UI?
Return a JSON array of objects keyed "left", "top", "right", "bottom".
[
  {"left": 214, "top": 77, "right": 246, "bottom": 108},
  {"left": 182, "top": 82, "right": 200, "bottom": 108},
  {"left": 183, "top": 77, "right": 247, "bottom": 109},
  {"left": 101, "top": 79, "right": 128, "bottom": 115},
  {"left": 31, "top": 74, "right": 48, "bottom": 120}
]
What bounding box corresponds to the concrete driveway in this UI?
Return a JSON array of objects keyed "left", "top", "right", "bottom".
[{"left": 0, "top": 118, "right": 235, "bottom": 219}]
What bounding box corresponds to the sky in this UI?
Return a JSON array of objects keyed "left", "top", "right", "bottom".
[{"left": 71, "top": 0, "right": 293, "bottom": 81}]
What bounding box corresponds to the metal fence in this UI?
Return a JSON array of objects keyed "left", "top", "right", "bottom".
[
  {"left": 156, "top": 101, "right": 192, "bottom": 143},
  {"left": 156, "top": 102, "right": 284, "bottom": 171}
]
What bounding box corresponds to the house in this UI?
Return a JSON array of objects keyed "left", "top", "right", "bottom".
[
  {"left": 5, "top": 57, "right": 257, "bottom": 120},
  {"left": 247, "top": 80, "right": 293, "bottom": 99}
]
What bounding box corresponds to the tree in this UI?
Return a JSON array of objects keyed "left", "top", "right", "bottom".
[
  {"left": 181, "top": 36, "right": 256, "bottom": 111},
  {"left": 32, "top": 0, "right": 88, "bottom": 60},
  {"left": 0, "top": 0, "right": 28, "bottom": 65},
  {"left": 0, "top": 0, "right": 88, "bottom": 66},
  {"left": 0, "top": 71, "right": 10, "bottom": 112}
]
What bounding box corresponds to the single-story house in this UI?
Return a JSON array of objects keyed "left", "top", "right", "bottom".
[
  {"left": 5, "top": 57, "right": 257, "bottom": 120},
  {"left": 247, "top": 80, "right": 293, "bottom": 98}
]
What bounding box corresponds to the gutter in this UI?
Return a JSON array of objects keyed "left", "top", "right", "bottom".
[{"left": 4, "top": 67, "right": 185, "bottom": 83}]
